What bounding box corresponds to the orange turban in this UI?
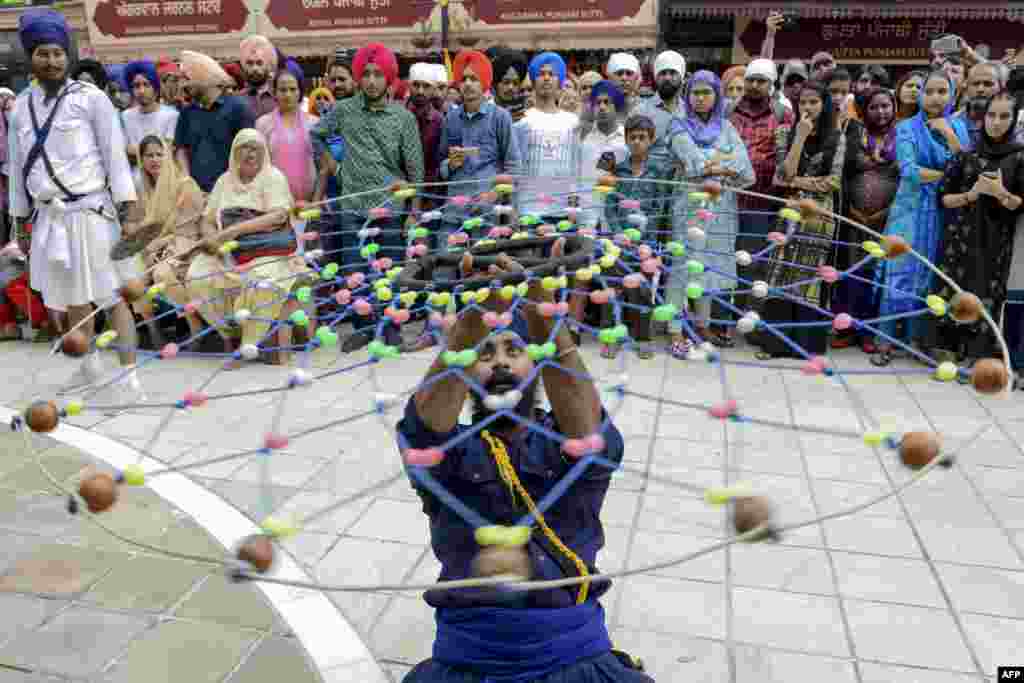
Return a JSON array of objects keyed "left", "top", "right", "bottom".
[
  {"left": 239, "top": 35, "right": 278, "bottom": 72},
  {"left": 180, "top": 50, "right": 230, "bottom": 86},
  {"left": 452, "top": 50, "right": 493, "bottom": 92},
  {"left": 353, "top": 43, "right": 398, "bottom": 86},
  {"left": 722, "top": 65, "right": 746, "bottom": 91}
]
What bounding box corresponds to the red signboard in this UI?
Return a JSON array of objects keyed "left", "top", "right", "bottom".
[
  {"left": 475, "top": 0, "right": 646, "bottom": 24},
  {"left": 740, "top": 16, "right": 1024, "bottom": 62},
  {"left": 90, "top": 0, "right": 249, "bottom": 38},
  {"left": 264, "top": 0, "right": 428, "bottom": 31}
]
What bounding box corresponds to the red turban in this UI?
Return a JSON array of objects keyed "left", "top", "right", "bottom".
[
  {"left": 353, "top": 43, "right": 398, "bottom": 86},
  {"left": 452, "top": 50, "right": 493, "bottom": 92},
  {"left": 391, "top": 79, "right": 409, "bottom": 101},
  {"left": 156, "top": 56, "right": 179, "bottom": 77}
]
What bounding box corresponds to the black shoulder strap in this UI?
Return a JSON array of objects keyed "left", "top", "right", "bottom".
[{"left": 23, "top": 82, "right": 86, "bottom": 205}]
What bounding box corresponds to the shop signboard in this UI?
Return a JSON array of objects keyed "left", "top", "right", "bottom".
[{"left": 84, "top": 0, "right": 249, "bottom": 45}]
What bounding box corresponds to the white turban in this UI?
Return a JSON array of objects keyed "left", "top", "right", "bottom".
[
  {"left": 745, "top": 58, "right": 778, "bottom": 82},
  {"left": 653, "top": 50, "right": 686, "bottom": 78},
  {"left": 409, "top": 62, "right": 434, "bottom": 84},
  {"left": 431, "top": 64, "right": 449, "bottom": 85},
  {"left": 607, "top": 52, "right": 640, "bottom": 75}
]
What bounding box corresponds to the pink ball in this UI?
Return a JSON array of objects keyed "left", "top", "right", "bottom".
[
  {"left": 300, "top": 231, "right": 319, "bottom": 242},
  {"left": 555, "top": 302, "right": 570, "bottom": 316},
  {"left": 498, "top": 312, "right": 513, "bottom": 327},
  {"left": 696, "top": 209, "right": 713, "bottom": 221},
  {"left": 389, "top": 309, "right": 410, "bottom": 324},
  {"left": 184, "top": 300, "right": 200, "bottom": 314},
  {"left": 767, "top": 231, "right": 787, "bottom": 244},
  {"left": 347, "top": 273, "right": 365, "bottom": 288},
  {"left": 590, "top": 289, "right": 612, "bottom": 304},
  {"left": 353, "top": 298, "right": 372, "bottom": 315},
  {"left": 801, "top": 356, "right": 828, "bottom": 375},
  {"left": 709, "top": 400, "right": 737, "bottom": 419},
  {"left": 818, "top": 265, "right": 839, "bottom": 283},
  {"left": 369, "top": 207, "right": 392, "bottom": 220},
  {"left": 538, "top": 302, "right": 557, "bottom": 318},
  {"left": 623, "top": 273, "right": 645, "bottom": 289},
  {"left": 483, "top": 312, "right": 500, "bottom": 328},
  {"left": 641, "top": 258, "right": 661, "bottom": 275},
  {"left": 405, "top": 447, "right": 445, "bottom": 467},
  {"left": 487, "top": 227, "right": 504, "bottom": 239},
  {"left": 584, "top": 433, "right": 605, "bottom": 453},
  {"left": 406, "top": 246, "right": 417, "bottom": 259},
  {"left": 451, "top": 195, "right": 470, "bottom": 207},
  {"left": 335, "top": 289, "right": 352, "bottom": 305},
  {"left": 264, "top": 433, "right": 289, "bottom": 450},
  {"left": 414, "top": 243, "right": 429, "bottom": 256},
  {"left": 566, "top": 207, "right": 578, "bottom": 220},
  {"left": 621, "top": 199, "right": 641, "bottom": 211},
  {"left": 538, "top": 194, "right": 555, "bottom": 205},
  {"left": 562, "top": 438, "right": 588, "bottom": 459},
  {"left": 160, "top": 343, "right": 179, "bottom": 360},
  {"left": 833, "top": 313, "right": 853, "bottom": 331},
  {"left": 183, "top": 390, "right": 208, "bottom": 407}
]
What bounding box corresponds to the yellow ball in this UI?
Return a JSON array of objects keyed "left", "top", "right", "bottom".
[
  {"left": 863, "top": 431, "right": 885, "bottom": 447},
  {"left": 500, "top": 285, "right": 517, "bottom": 300},
  {"left": 260, "top": 516, "right": 299, "bottom": 538},
  {"left": 516, "top": 283, "right": 529, "bottom": 297},
  {"left": 376, "top": 288, "right": 393, "bottom": 302},
  {"left": 576, "top": 267, "right": 593, "bottom": 282},
  {"left": 599, "top": 255, "right": 617, "bottom": 269},
  {"left": 475, "top": 288, "right": 490, "bottom": 303},
  {"left": 926, "top": 295, "right": 947, "bottom": 317},
  {"left": 461, "top": 291, "right": 477, "bottom": 305},
  {"left": 64, "top": 401, "right": 82, "bottom": 417},
  {"left": 542, "top": 276, "right": 560, "bottom": 291},
  {"left": 96, "top": 330, "right": 118, "bottom": 349},
  {"left": 121, "top": 464, "right": 146, "bottom": 486},
  {"left": 935, "top": 361, "right": 958, "bottom": 382}
]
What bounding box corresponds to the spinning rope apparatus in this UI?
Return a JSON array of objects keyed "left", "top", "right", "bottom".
[{"left": 10, "top": 171, "right": 1015, "bottom": 605}]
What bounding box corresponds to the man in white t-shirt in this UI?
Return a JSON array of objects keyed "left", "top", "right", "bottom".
[
  {"left": 516, "top": 52, "right": 578, "bottom": 218},
  {"left": 577, "top": 80, "right": 628, "bottom": 231},
  {"left": 121, "top": 60, "right": 179, "bottom": 168}
]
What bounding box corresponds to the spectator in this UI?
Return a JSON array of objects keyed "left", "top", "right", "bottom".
[
  {"left": 121, "top": 60, "right": 179, "bottom": 168},
  {"left": 895, "top": 70, "right": 926, "bottom": 122},
  {"left": 156, "top": 57, "right": 182, "bottom": 107},
  {"left": 408, "top": 62, "right": 444, "bottom": 189},
  {"left": 327, "top": 56, "right": 357, "bottom": 101},
  {"left": 606, "top": 52, "right": 642, "bottom": 116},
  {"left": 780, "top": 60, "right": 808, "bottom": 109},
  {"left": 492, "top": 49, "right": 530, "bottom": 122},
  {"left": 70, "top": 58, "right": 108, "bottom": 89},
  {"left": 239, "top": 35, "right": 278, "bottom": 118},
  {"left": 576, "top": 81, "right": 628, "bottom": 231},
  {"left": 256, "top": 66, "right": 317, "bottom": 203},
  {"left": 958, "top": 61, "right": 1002, "bottom": 147},
  {"left": 810, "top": 51, "right": 836, "bottom": 80}
]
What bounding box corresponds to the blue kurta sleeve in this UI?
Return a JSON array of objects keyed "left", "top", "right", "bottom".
[{"left": 895, "top": 121, "right": 923, "bottom": 191}]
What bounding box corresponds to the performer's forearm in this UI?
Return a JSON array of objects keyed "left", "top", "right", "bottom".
[{"left": 415, "top": 310, "right": 486, "bottom": 434}]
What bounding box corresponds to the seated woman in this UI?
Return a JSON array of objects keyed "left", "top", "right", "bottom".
[
  {"left": 117, "top": 135, "right": 206, "bottom": 346},
  {"left": 187, "top": 128, "right": 315, "bottom": 366}
]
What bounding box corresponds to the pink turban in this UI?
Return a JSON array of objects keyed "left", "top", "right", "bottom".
[
  {"left": 180, "top": 50, "right": 230, "bottom": 86},
  {"left": 353, "top": 43, "right": 398, "bottom": 86},
  {"left": 240, "top": 35, "right": 278, "bottom": 72}
]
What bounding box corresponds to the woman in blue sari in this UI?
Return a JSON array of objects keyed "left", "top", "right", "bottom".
[{"left": 872, "top": 71, "right": 969, "bottom": 365}]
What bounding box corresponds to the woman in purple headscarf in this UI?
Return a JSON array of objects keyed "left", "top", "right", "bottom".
[{"left": 666, "top": 69, "right": 754, "bottom": 356}]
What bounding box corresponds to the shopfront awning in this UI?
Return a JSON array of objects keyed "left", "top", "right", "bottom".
[{"left": 667, "top": 1, "right": 1024, "bottom": 20}]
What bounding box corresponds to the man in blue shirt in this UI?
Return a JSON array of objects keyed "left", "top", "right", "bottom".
[
  {"left": 437, "top": 50, "right": 522, "bottom": 250},
  {"left": 397, "top": 248, "right": 653, "bottom": 682},
  {"left": 173, "top": 51, "right": 255, "bottom": 193}
]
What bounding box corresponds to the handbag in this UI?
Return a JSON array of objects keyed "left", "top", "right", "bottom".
[{"left": 221, "top": 207, "right": 297, "bottom": 256}]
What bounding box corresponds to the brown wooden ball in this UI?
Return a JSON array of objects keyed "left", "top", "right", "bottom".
[
  {"left": 24, "top": 401, "right": 59, "bottom": 433},
  {"left": 236, "top": 534, "right": 275, "bottom": 573},
  {"left": 597, "top": 174, "right": 618, "bottom": 187},
  {"left": 796, "top": 198, "right": 823, "bottom": 218},
  {"left": 61, "top": 329, "right": 90, "bottom": 358},
  {"left": 881, "top": 235, "right": 911, "bottom": 258},
  {"left": 971, "top": 358, "right": 1009, "bottom": 395},
  {"left": 899, "top": 431, "right": 941, "bottom": 468},
  {"left": 471, "top": 546, "right": 532, "bottom": 580},
  {"left": 732, "top": 496, "right": 774, "bottom": 535},
  {"left": 949, "top": 292, "right": 983, "bottom": 324},
  {"left": 119, "top": 278, "right": 147, "bottom": 303},
  {"left": 388, "top": 180, "right": 408, "bottom": 193},
  {"left": 78, "top": 473, "right": 118, "bottom": 513},
  {"left": 702, "top": 179, "right": 723, "bottom": 199},
  {"left": 478, "top": 191, "right": 499, "bottom": 204},
  {"left": 493, "top": 174, "right": 515, "bottom": 186}
]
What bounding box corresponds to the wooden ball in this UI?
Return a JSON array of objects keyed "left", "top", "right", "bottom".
[
  {"left": 881, "top": 235, "right": 911, "bottom": 258},
  {"left": 388, "top": 180, "right": 407, "bottom": 193},
  {"left": 471, "top": 546, "right": 532, "bottom": 581},
  {"left": 493, "top": 174, "right": 515, "bottom": 186},
  {"left": 61, "top": 329, "right": 90, "bottom": 358},
  {"left": 78, "top": 473, "right": 118, "bottom": 513},
  {"left": 24, "top": 401, "right": 59, "bottom": 433},
  {"left": 478, "top": 191, "right": 499, "bottom": 204},
  {"left": 899, "top": 431, "right": 941, "bottom": 468},
  {"left": 971, "top": 358, "right": 1009, "bottom": 394},
  {"left": 119, "top": 278, "right": 147, "bottom": 303},
  {"left": 702, "top": 179, "right": 723, "bottom": 199},
  {"left": 732, "top": 496, "right": 774, "bottom": 535},
  {"left": 794, "top": 198, "right": 823, "bottom": 218},
  {"left": 949, "top": 292, "right": 983, "bottom": 324},
  {"left": 236, "top": 534, "right": 275, "bottom": 573},
  {"left": 597, "top": 174, "right": 618, "bottom": 187}
]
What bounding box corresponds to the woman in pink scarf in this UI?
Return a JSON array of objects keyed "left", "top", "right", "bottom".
[{"left": 255, "top": 66, "right": 317, "bottom": 202}]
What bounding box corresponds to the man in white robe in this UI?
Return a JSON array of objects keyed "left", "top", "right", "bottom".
[{"left": 9, "top": 8, "right": 144, "bottom": 403}]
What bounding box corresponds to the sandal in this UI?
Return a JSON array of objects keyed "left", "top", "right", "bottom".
[
  {"left": 870, "top": 349, "right": 895, "bottom": 367},
  {"left": 755, "top": 351, "right": 775, "bottom": 361},
  {"left": 669, "top": 337, "right": 693, "bottom": 359},
  {"left": 709, "top": 331, "right": 735, "bottom": 349}
]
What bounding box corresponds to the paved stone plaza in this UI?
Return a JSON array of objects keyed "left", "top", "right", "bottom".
[{"left": 1, "top": 337, "right": 1022, "bottom": 682}]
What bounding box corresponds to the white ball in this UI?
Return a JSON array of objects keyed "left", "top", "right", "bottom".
[
  {"left": 289, "top": 368, "right": 313, "bottom": 387},
  {"left": 752, "top": 281, "right": 769, "bottom": 299},
  {"left": 357, "top": 229, "right": 370, "bottom": 240},
  {"left": 421, "top": 210, "right": 443, "bottom": 223},
  {"left": 687, "top": 348, "right": 708, "bottom": 362},
  {"left": 493, "top": 205, "right": 514, "bottom": 216},
  {"left": 737, "top": 312, "right": 761, "bottom": 334},
  {"left": 687, "top": 227, "right": 706, "bottom": 242},
  {"left": 735, "top": 250, "right": 752, "bottom": 266},
  {"left": 234, "top": 308, "right": 252, "bottom": 323},
  {"left": 628, "top": 213, "right": 648, "bottom": 228},
  {"left": 373, "top": 392, "right": 399, "bottom": 409},
  {"left": 304, "top": 249, "right": 324, "bottom": 262},
  {"left": 699, "top": 341, "right": 715, "bottom": 354},
  {"left": 239, "top": 343, "right": 260, "bottom": 360}
]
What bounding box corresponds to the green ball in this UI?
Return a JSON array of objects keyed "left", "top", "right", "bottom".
[
  {"left": 383, "top": 345, "right": 401, "bottom": 358},
  {"left": 442, "top": 351, "right": 459, "bottom": 366},
  {"left": 686, "top": 283, "right": 704, "bottom": 299},
  {"left": 295, "top": 286, "right": 312, "bottom": 303},
  {"left": 666, "top": 241, "right": 686, "bottom": 257},
  {"left": 653, "top": 304, "right": 677, "bottom": 322},
  {"left": 624, "top": 228, "right": 643, "bottom": 242},
  {"left": 613, "top": 324, "right": 629, "bottom": 341},
  {"left": 289, "top": 310, "right": 309, "bottom": 327},
  {"left": 359, "top": 246, "right": 371, "bottom": 259},
  {"left": 541, "top": 341, "right": 557, "bottom": 358},
  {"left": 557, "top": 220, "right": 573, "bottom": 232},
  {"left": 413, "top": 227, "right": 429, "bottom": 239},
  {"left": 368, "top": 341, "right": 386, "bottom": 357},
  {"left": 463, "top": 217, "right": 483, "bottom": 230},
  {"left": 686, "top": 260, "right": 704, "bottom": 275},
  {"left": 322, "top": 263, "right": 339, "bottom": 280},
  {"left": 315, "top": 326, "right": 338, "bottom": 347},
  {"left": 367, "top": 243, "right": 380, "bottom": 255},
  {"left": 527, "top": 344, "right": 545, "bottom": 361},
  {"left": 457, "top": 349, "right": 478, "bottom": 367},
  {"left": 519, "top": 214, "right": 540, "bottom": 226}
]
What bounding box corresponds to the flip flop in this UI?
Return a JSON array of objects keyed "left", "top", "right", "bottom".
[{"left": 669, "top": 338, "right": 692, "bottom": 360}]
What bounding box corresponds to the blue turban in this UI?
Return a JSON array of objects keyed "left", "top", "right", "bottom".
[
  {"left": 589, "top": 80, "right": 625, "bottom": 112},
  {"left": 18, "top": 8, "right": 70, "bottom": 57},
  {"left": 528, "top": 52, "right": 566, "bottom": 86},
  {"left": 283, "top": 58, "right": 304, "bottom": 85},
  {"left": 106, "top": 64, "right": 127, "bottom": 91},
  {"left": 124, "top": 60, "right": 160, "bottom": 95}
]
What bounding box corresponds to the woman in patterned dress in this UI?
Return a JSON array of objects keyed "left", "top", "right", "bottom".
[
  {"left": 756, "top": 80, "right": 845, "bottom": 360},
  {"left": 936, "top": 92, "right": 1024, "bottom": 378}
]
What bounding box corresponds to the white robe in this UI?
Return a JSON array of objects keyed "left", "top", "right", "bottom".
[{"left": 8, "top": 81, "right": 136, "bottom": 311}]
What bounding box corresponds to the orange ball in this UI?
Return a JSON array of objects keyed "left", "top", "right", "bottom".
[
  {"left": 881, "top": 235, "right": 911, "bottom": 258},
  {"left": 899, "top": 431, "right": 941, "bottom": 468},
  {"left": 119, "top": 279, "right": 147, "bottom": 303},
  {"left": 702, "top": 179, "right": 723, "bottom": 199},
  {"left": 796, "top": 198, "right": 823, "bottom": 217},
  {"left": 471, "top": 546, "right": 532, "bottom": 580},
  {"left": 236, "top": 534, "right": 275, "bottom": 573},
  {"left": 493, "top": 174, "right": 515, "bottom": 186},
  {"left": 78, "top": 473, "right": 118, "bottom": 513},
  {"left": 971, "top": 358, "right": 1009, "bottom": 394},
  {"left": 732, "top": 496, "right": 774, "bottom": 535},
  {"left": 61, "top": 329, "right": 90, "bottom": 358},
  {"left": 478, "top": 191, "right": 499, "bottom": 204},
  {"left": 949, "top": 292, "right": 983, "bottom": 324},
  {"left": 24, "top": 401, "right": 59, "bottom": 433},
  {"left": 597, "top": 174, "right": 618, "bottom": 187},
  {"left": 388, "top": 180, "right": 407, "bottom": 193}
]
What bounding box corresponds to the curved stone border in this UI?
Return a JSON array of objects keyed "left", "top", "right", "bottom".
[{"left": 0, "top": 405, "right": 385, "bottom": 682}]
